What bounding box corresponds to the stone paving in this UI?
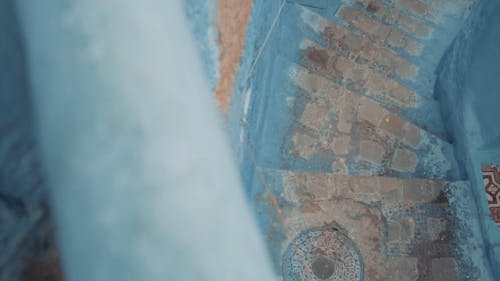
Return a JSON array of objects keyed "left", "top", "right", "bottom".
[
  {"left": 288, "top": 63, "right": 458, "bottom": 180},
  {"left": 264, "top": 169, "right": 458, "bottom": 280},
  {"left": 291, "top": 7, "right": 446, "bottom": 137},
  {"left": 245, "top": 0, "right": 483, "bottom": 280}
]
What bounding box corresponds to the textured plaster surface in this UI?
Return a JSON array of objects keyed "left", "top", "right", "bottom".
[{"left": 215, "top": 0, "right": 254, "bottom": 113}]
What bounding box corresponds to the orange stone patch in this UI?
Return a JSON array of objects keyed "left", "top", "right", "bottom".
[{"left": 216, "top": 0, "right": 253, "bottom": 114}]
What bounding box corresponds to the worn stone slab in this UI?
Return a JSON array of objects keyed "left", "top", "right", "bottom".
[
  {"left": 387, "top": 257, "right": 419, "bottom": 281},
  {"left": 300, "top": 7, "right": 419, "bottom": 80},
  {"left": 276, "top": 170, "right": 444, "bottom": 205},
  {"left": 403, "top": 178, "right": 443, "bottom": 202},
  {"left": 282, "top": 1, "right": 467, "bottom": 142},
  {"left": 289, "top": 63, "right": 458, "bottom": 179},
  {"left": 299, "top": 102, "right": 329, "bottom": 131},
  {"left": 392, "top": 148, "right": 418, "bottom": 172},
  {"left": 388, "top": 219, "right": 401, "bottom": 242},
  {"left": 431, "top": 257, "right": 459, "bottom": 281},
  {"left": 427, "top": 217, "right": 447, "bottom": 241},
  {"left": 389, "top": 223, "right": 417, "bottom": 250},
  {"left": 359, "top": 140, "right": 386, "bottom": 165},
  {"left": 299, "top": 38, "right": 417, "bottom": 109},
  {"left": 357, "top": 96, "right": 385, "bottom": 125},
  {"left": 292, "top": 132, "right": 317, "bottom": 160},
  {"left": 337, "top": 5, "right": 423, "bottom": 56},
  {"left": 330, "top": 135, "right": 352, "bottom": 155},
  {"left": 351, "top": 0, "right": 431, "bottom": 38},
  {"left": 332, "top": 157, "right": 348, "bottom": 174},
  {"left": 396, "top": 0, "right": 434, "bottom": 20}
]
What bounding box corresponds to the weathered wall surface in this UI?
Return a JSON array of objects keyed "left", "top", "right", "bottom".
[{"left": 436, "top": 0, "right": 500, "bottom": 276}]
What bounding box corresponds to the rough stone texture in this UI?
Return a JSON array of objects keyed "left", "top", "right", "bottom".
[
  {"left": 380, "top": 114, "right": 406, "bottom": 138},
  {"left": 332, "top": 157, "right": 348, "bottom": 174},
  {"left": 400, "top": 217, "right": 416, "bottom": 240},
  {"left": 330, "top": 136, "right": 352, "bottom": 155},
  {"left": 360, "top": 140, "right": 386, "bottom": 165},
  {"left": 398, "top": 13, "right": 430, "bottom": 37},
  {"left": 265, "top": 170, "right": 461, "bottom": 280},
  {"left": 353, "top": 0, "right": 431, "bottom": 38},
  {"left": 402, "top": 123, "right": 422, "bottom": 149},
  {"left": 387, "top": 216, "right": 415, "bottom": 241},
  {"left": 427, "top": 217, "right": 447, "bottom": 241},
  {"left": 357, "top": 97, "right": 385, "bottom": 125},
  {"left": 431, "top": 258, "right": 459, "bottom": 281},
  {"left": 403, "top": 179, "right": 443, "bottom": 203},
  {"left": 292, "top": 132, "right": 317, "bottom": 160},
  {"left": 388, "top": 220, "right": 401, "bottom": 242},
  {"left": 387, "top": 257, "right": 419, "bottom": 281},
  {"left": 337, "top": 6, "right": 423, "bottom": 56},
  {"left": 392, "top": 148, "right": 418, "bottom": 172},
  {"left": 301, "top": 38, "right": 417, "bottom": 108},
  {"left": 280, "top": 171, "right": 443, "bottom": 205},
  {"left": 396, "top": 0, "right": 433, "bottom": 19},
  {"left": 299, "top": 102, "right": 329, "bottom": 131},
  {"left": 301, "top": 7, "right": 419, "bottom": 80},
  {"left": 288, "top": 63, "right": 456, "bottom": 179}
]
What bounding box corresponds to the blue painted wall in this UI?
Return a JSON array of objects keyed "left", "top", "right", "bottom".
[
  {"left": 0, "top": 0, "right": 52, "bottom": 279},
  {"left": 436, "top": 0, "right": 500, "bottom": 276}
]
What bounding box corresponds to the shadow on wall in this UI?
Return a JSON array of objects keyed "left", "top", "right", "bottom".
[
  {"left": 0, "top": 0, "right": 60, "bottom": 280},
  {"left": 436, "top": 0, "right": 500, "bottom": 277}
]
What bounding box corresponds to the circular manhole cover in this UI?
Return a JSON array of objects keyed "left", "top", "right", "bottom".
[{"left": 282, "top": 227, "right": 363, "bottom": 281}]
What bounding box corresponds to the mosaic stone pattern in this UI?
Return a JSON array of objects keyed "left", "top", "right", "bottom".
[
  {"left": 282, "top": 227, "right": 363, "bottom": 281},
  {"left": 244, "top": 0, "right": 479, "bottom": 279},
  {"left": 286, "top": 62, "right": 458, "bottom": 180},
  {"left": 482, "top": 164, "right": 500, "bottom": 225}
]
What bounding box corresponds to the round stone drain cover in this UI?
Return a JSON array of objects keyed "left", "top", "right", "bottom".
[{"left": 282, "top": 227, "right": 363, "bottom": 281}]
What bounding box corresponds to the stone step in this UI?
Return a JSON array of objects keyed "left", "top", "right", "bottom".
[
  {"left": 393, "top": 0, "right": 435, "bottom": 22},
  {"left": 347, "top": 0, "right": 432, "bottom": 38},
  {"left": 336, "top": 5, "right": 424, "bottom": 56},
  {"left": 296, "top": 4, "right": 471, "bottom": 103},
  {"left": 274, "top": 4, "right": 447, "bottom": 137},
  {"left": 285, "top": 62, "right": 459, "bottom": 180},
  {"left": 272, "top": 169, "right": 444, "bottom": 205},
  {"left": 391, "top": 0, "right": 475, "bottom": 23},
  {"left": 259, "top": 168, "right": 467, "bottom": 280},
  {"left": 300, "top": 6, "right": 420, "bottom": 80},
  {"left": 299, "top": 37, "right": 417, "bottom": 99},
  {"left": 286, "top": 37, "right": 447, "bottom": 139},
  {"left": 296, "top": 5, "right": 441, "bottom": 102}
]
